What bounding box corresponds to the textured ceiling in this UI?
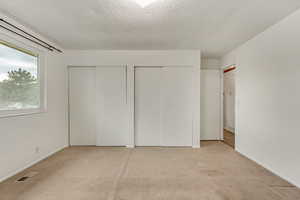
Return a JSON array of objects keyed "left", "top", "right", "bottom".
[{"left": 1, "top": 0, "right": 300, "bottom": 57}]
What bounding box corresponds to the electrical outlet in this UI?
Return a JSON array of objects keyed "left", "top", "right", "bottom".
[{"left": 35, "top": 147, "right": 40, "bottom": 154}]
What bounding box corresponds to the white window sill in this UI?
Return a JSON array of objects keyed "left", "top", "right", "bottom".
[{"left": 0, "top": 108, "right": 46, "bottom": 119}]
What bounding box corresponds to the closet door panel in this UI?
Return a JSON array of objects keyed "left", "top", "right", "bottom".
[
  {"left": 135, "top": 68, "right": 162, "bottom": 146},
  {"left": 161, "top": 67, "right": 194, "bottom": 146},
  {"left": 69, "top": 67, "right": 96, "bottom": 146},
  {"left": 95, "top": 66, "right": 128, "bottom": 146}
]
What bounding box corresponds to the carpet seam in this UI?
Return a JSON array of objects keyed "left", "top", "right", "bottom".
[{"left": 108, "top": 149, "right": 133, "bottom": 200}]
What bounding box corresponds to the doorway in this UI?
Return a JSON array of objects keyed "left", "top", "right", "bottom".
[{"left": 223, "top": 66, "right": 236, "bottom": 148}]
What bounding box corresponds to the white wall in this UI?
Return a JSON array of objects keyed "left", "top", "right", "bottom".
[
  {"left": 64, "top": 50, "right": 200, "bottom": 67},
  {"left": 222, "top": 9, "right": 300, "bottom": 187},
  {"left": 0, "top": 14, "right": 68, "bottom": 182},
  {"left": 64, "top": 50, "right": 201, "bottom": 148},
  {"left": 201, "top": 58, "right": 221, "bottom": 69},
  {"left": 221, "top": 50, "right": 237, "bottom": 69},
  {"left": 200, "top": 58, "right": 222, "bottom": 140}
]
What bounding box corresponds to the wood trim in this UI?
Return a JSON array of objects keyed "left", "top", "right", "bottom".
[
  {"left": 0, "top": 40, "right": 38, "bottom": 57},
  {"left": 224, "top": 67, "right": 236, "bottom": 73}
]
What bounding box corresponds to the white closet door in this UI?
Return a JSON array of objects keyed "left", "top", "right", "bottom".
[
  {"left": 161, "top": 67, "right": 194, "bottom": 146},
  {"left": 135, "top": 67, "right": 162, "bottom": 146},
  {"left": 69, "top": 67, "right": 96, "bottom": 146},
  {"left": 96, "top": 66, "right": 128, "bottom": 146},
  {"left": 135, "top": 67, "right": 194, "bottom": 147},
  {"left": 200, "top": 69, "right": 221, "bottom": 140}
]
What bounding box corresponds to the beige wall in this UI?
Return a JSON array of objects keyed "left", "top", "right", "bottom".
[
  {"left": 222, "top": 9, "right": 300, "bottom": 187},
  {"left": 0, "top": 13, "right": 68, "bottom": 182}
]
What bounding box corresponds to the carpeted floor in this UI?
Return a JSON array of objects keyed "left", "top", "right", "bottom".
[{"left": 0, "top": 141, "right": 299, "bottom": 200}]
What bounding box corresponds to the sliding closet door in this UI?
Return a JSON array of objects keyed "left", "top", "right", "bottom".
[
  {"left": 135, "top": 68, "right": 162, "bottom": 146},
  {"left": 69, "top": 67, "right": 96, "bottom": 146},
  {"left": 135, "top": 67, "right": 194, "bottom": 147},
  {"left": 161, "top": 67, "right": 194, "bottom": 146},
  {"left": 96, "top": 66, "right": 128, "bottom": 146}
]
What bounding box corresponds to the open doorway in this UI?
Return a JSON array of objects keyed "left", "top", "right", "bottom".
[{"left": 223, "top": 66, "right": 236, "bottom": 148}]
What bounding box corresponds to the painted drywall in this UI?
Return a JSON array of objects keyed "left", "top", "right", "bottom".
[
  {"left": 0, "top": 14, "right": 68, "bottom": 182},
  {"left": 222, "top": 9, "right": 300, "bottom": 187},
  {"left": 223, "top": 70, "right": 235, "bottom": 132},
  {"left": 64, "top": 50, "right": 201, "bottom": 148},
  {"left": 221, "top": 50, "right": 237, "bottom": 69},
  {"left": 201, "top": 58, "right": 221, "bottom": 69},
  {"left": 200, "top": 59, "right": 222, "bottom": 140},
  {"left": 64, "top": 50, "right": 200, "bottom": 67}
]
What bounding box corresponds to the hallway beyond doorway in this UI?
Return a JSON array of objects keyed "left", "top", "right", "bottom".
[{"left": 223, "top": 129, "right": 235, "bottom": 148}]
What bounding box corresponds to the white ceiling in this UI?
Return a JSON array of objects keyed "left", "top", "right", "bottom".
[{"left": 1, "top": 0, "right": 300, "bottom": 57}]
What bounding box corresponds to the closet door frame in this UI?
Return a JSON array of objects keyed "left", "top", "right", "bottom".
[
  {"left": 68, "top": 65, "right": 133, "bottom": 147},
  {"left": 131, "top": 65, "right": 200, "bottom": 148},
  {"left": 68, "top": 64, "right": 200, "bottom": 148}
]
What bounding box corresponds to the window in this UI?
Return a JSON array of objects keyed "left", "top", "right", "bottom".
[{"left": 0, "top": 39, "right": 45, "bottom": 117}]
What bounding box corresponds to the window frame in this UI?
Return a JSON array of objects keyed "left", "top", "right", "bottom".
[{"left": 0, "top": 33, "right": 46, "bottom": 118}]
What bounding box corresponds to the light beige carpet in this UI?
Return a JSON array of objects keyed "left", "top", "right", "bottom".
[{"left": 0, "top": 142, "right": 299, "bottom": 200}]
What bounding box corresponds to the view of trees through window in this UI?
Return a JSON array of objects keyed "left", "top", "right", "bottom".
[{"left": 0, "top": 42, "right": 40, "bottom": 111}]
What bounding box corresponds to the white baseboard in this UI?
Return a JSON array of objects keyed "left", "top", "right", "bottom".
[
  {"left": 192, "top": 145, "right": 201, "bottom": 148},
  {"left": 0, "top": 145, "right": 68, "bottom": 183},
  {"left": 236, "top": 148, "right": 300, "bottom": 188},
  {"left": 126, "top": 145, "right": 135, "bottom": 148}
]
